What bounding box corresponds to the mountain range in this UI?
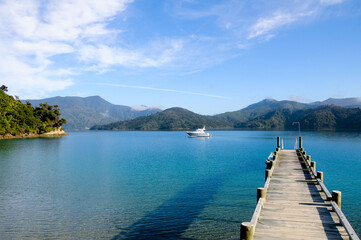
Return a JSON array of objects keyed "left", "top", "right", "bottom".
[
  {"left": 25, "top": 96, "right": 361, "bottom": 131},
  {"left": 91, "top": 97, "right": 361, "bottom": 131},
  {"left": 91, "top": 107, "right": 233, "bottom": 131},
  {"left": 25, "top": 96, "right": 161, "bottom": 130},
  {"left": 239, "top": 105, "right": 361, "bottom": 130}
]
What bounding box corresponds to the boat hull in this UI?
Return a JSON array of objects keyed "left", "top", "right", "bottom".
[{"left": 186, "top": 132, "right": 211, "bottom": 137}]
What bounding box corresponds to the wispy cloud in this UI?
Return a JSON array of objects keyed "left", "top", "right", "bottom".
[
  {"left": 0, "top": 0, "right": 133, "bottom": 97},
  {"left": 165, "top": 0, "right": 349, "bottom": 68},
  {"left": 288, "top": 96, "right": 306, "bottom": 102},
  {"left": 248, "top": 11, "right": 315, "bottom": 40},
  {"left": 320, "top": 0, "right": 344, "bottom": 6},
  {"left": 79, "top": 39, "right": 184, "bottom": 72},
  {"left": 0, "top": 0, "right": 351, "bottom": 98},
  {"left": 96, "top": 83, "right": 230, "bottom": 99},
  {"left": 0, "top": 0, "right": 184, "bottom": 98}
]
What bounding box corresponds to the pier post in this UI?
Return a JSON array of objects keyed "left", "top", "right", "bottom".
[
  {"left": 257, "top": 188, "right": 266, "bottom": 202},
  {"left": 265, "top": 160, "right": 271, "bottom": 169},
  {"left": 299, "top": 136, "right": 302, "bottom": 149},
  {"left": 332, "top": 191, "right": 342, "bottom": 209},
  {"left": 311, "top": 161, "right": 316, "bottom": 172},
  {"left": 317, "top": 171, "right": 323, "bottom": 182},
  {"left": 307, "top": 155, "right": 311, "bottom": 162},
  {"left": 241, "top": 222, "right": 254, "bottom": 240},
  {"left": 271, "top": 160, "right": 276, "bottom": 168},
  {"left": 277, "top": 137, "right": 280, "bottom": 148},
  {"left": 265, "top": 169, "right": 271, "bottom": 181},
  {"left": 311, "top": 162, "right": 316, "bottom": 172}
]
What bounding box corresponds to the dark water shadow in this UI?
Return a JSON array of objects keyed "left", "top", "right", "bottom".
[{"left": 111, "top": 174, "right": 228, "bottom": 240}]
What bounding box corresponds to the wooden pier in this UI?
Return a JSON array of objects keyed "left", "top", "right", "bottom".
[{"left": 241, "top": 137, "right": 360, "bottom": 240}]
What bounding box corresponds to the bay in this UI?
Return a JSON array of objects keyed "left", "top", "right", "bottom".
[{"left": 0, "top": 131, "right": 360, "bottom": 239}]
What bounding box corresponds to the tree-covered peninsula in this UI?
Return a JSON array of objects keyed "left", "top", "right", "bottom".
[{"left": 0, "top": 86, "right": 67, "bottom": 138}]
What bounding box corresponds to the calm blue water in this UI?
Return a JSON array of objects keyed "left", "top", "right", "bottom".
[{"left": 0, "top": 131, "right": 360, "bottom": 239}]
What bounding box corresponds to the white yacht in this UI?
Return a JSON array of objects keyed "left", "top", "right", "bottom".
[{"left": 186, "top": 126, "right": 211, "bottom": 137}]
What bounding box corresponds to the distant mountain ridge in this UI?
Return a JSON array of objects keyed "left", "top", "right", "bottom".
[
  {"left": 311, "top": 97, "right": 361, "bottom": 108},
  {"left": 24, "top": 96, "right": 361, "bottom": 131},
  {"left": 215, "top": 97, "right": 361, "bottom": 123},
  {"left": 240, "top": 105, "right": 361, "bottom": 130},
  {"left": 90, "top": 97, "right": 361, "bottom": 131},
  {"left": 214, "top": 99, "right": 309, "bottom": 122},
  {"left": 25, "top": 96, "right": 161, "bottom": 131},
  {"left": 90, "top": 107, "right": 233, "bottom": 131}
]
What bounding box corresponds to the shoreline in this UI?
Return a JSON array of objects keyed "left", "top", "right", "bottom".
[{"left": 0, "top": 129, "right": 68, "bottom": 140}]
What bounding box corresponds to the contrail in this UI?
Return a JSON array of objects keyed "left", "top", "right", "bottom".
[{"left": 96, "top": 83, "right": 230, "bottom": 99}]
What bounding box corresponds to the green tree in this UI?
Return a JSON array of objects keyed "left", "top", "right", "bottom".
[{"left": 0, "top": 89, "right": 67, "bottom": 136}]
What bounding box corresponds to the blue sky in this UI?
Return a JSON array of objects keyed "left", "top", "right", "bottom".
[{"left": 1, "top": 0, "right": 361, "bottom": 115}]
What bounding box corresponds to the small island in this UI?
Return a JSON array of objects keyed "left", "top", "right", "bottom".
[{"left": 0, "top": 85, "right": 67, "bottom": 139}]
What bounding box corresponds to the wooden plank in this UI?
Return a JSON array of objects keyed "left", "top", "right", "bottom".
[
  {"left": 256, "top": 218, "right": 346, "bottom": 231},
  {"left": 254, "top": 230, "right": 349, "bottom": 240}
]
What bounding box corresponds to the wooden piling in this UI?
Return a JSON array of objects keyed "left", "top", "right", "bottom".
[
  {"left": 240, "top": 222, "right": 254, "bottom": 240},
  {"left": 271, "top": 160, "right": 275, "bottom": 168},
  {"left": 277, "top": 137, "right": 280, "bottom": 148},
  {"left": 299, "top": 136, "right": 302, "bottom": 149},
  {"left": 332, "top": 190, "right": 342, "bottom": 209},
  {"left": 311, "top": 161, "right": 316, "bottom": 172},
  {"left": 257, "top": 187, "right": 266, "bottom": 202},
  {"left": 317, "top": 171, "right": 323, "bottom": 182},
  {"left": 307, "top": 155, "right": 311, "bottom": 162},
  {"left": 265, "top": 169, "right": 271, "bottom": 181}
]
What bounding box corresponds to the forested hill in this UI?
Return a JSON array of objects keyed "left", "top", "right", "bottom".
[
  {"left": 214, "top": 99, "right": 308, "bottom": 122},
  {"left": 90, "top": 105, "right": 361, "bottom": 131},
  {"left": 239, "top": 105, "right": 361, "bottom": 130},
  {"left": 90, "top": 107, "right": 233, "bottom": 130},
  {"left": 214, "top": 98, "right": 361, "bottom": 123},
  {"left": 0, "top": 88, "right": 67, "bottom": 137}
]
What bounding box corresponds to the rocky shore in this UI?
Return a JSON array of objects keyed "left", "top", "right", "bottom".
[{"left": 0, "top": 127, "right": 68, "bottom": 140}]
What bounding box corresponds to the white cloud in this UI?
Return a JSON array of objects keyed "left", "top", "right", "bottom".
[
  {"left": 0, "top": 0, "right": 351, "bottom": 98},
  {"left": 131, "top": 105, "right": 162, "bottom": 111},
  {"left": 0, "top": 0, "right": 193, "bottom": 97},
  {"left": 12, "top": 40, "right": 74, "bottom": 57},
  {"left": 166, "top": 0, "right": 347, "bottom": 69},
  {"left": 320, "top": 0, "right": 344, "bottom": 6},
  {"left": 79, "top": 39, "right": 183, "bottom": 71},
  {"left": 96, "top": 83, "right": 230, "bottom": 99},
  {"left": 131, "top": 105, "right": 163, "bottom": 111},
  {"left": 248, "top": 12, "right": 296, "bottom": 39},
  {"left": 0, "top": 54, "right": 73, "bottom": 98},
  {"left": 0, "top": 0, "right": 136, "bottom": 98},
  {"left": 288, "top": 96, "right": 305, "bottom": 102}
]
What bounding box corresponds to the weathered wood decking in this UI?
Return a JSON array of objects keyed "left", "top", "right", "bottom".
[
  {"left": 254, "top": 149, "right": 348, "bottom": 240},
  {"left": 241, "top": 142, "right": 360, "bottom": 240}
]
